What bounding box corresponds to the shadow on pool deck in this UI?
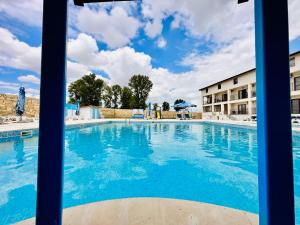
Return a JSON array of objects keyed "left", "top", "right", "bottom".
[{"left": 15, "top": 198, "right": 258, "bottom": 225}]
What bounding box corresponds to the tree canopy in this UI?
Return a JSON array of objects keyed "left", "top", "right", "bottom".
[
  {"left": 162, "top": 101, "right": 170, "bottom": 111},
  {"left": 120, "top": 87, "right": 134, "bottom": 109},
  {"left": 68, "top": 74, "right": 153, "bottom": 109},
  {"left": 111, "top": 84, "right": 122, "bottom": 108},
  {"left": 103, "top": 85, "right": 113, "bottom": 108},
  {"left": 129, "top": 75, "right": 153, "bottom": 109},
  {"left": 68, "top": 74, "right": 105, "bottom": 106}
]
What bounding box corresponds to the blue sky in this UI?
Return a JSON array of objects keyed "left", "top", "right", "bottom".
[{"left": 0, "top": 0, "right": 300, "bottom": 104}]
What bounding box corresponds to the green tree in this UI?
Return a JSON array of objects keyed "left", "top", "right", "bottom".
[
  {"left": 103, "top": 85, "right": 113, "bottom": 108},
  {"left": 174, "top": 99, "right": 185, "bottom": 112},
  {"left": 153, "top": 103, "right": 158, "bottom": 110},
  {"left": 129, "top": 75, "right": 153, "bottom": 109},
  {"left": 111, "top": 84, "right": 122, "bottom": 108},
  {"left": 162, "top": 101, "right": 170, "bottom": 111},
  {"left": 120, "top": 87, "right": 134, "bottom": 109},
  {"left": 68, "top": 74, "right": 105, "bottom": 106}
]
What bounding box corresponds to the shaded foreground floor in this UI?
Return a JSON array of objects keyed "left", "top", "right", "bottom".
[{"left": 15, "top": 198, "right": 258, "bottom": 225}]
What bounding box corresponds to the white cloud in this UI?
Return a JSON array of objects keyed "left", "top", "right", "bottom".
[
  {"left": 77, "top": 6, "right": 140, "bottom": 48},
  {"left": 0, "top": 80, "right": 40, "bottom": 97},
  {"left": 157, "top": 37, "right": 167, "bottom": 48},
  {"left": 0, "top": 27, "right": 41, "bottom": 72},
  {"left": 18, "top": 75, "right": 40, "bottom": 84},
  {"left": 171, "top": 14, "right": 181, "bottom": 30},
  {"left": 68, "top": 33, "right": 99, "bottom": 65},
  {"left": 0, "top": 0, "right": 43, "bottom": 27},
  {"left": 67, "top": 61, "right": 92, "bottom": 83},
  {"left": 68, "top": 33, "right": 152, "bottom": 86},
  {"left": 0, "top": 81, "right": 19, "bottom": 92},
  {"left": 289, "top": 0, "right": 300, "bottom": 41},
  {"left": 144, "top": 20, "right": 163, "bottom": 39},
  {"left": 141, "top": 0, "right": 254, "bottom": 43}
]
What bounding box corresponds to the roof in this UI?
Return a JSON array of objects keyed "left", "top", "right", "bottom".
[{"left": 199, "top": 51, "right": 300, "bottom": 91}]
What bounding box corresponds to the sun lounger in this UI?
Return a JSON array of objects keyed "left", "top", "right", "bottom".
[
  {"left": 176, "top": 113, "right": 183, "bottom": 120},
  {"left": 184, "top": 113, "right": 192, "bottom": 120}
]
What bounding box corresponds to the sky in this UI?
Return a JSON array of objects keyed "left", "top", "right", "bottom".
[{"left": 0, "top": 0, "right": 300, "bottom": 106}]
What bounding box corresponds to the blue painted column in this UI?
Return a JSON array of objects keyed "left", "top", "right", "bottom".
[
  {"left": 36, "top": 0, "right": 68, "bottom": 224},
  {"left": 255, "top": 0, "right": 295, "bottom": 225}
]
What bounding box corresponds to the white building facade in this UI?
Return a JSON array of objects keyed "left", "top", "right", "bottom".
[{"left": 200, "top": 51, "right": 300, "bottom": 121}]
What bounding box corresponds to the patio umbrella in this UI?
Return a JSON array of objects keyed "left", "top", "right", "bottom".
[
  {"left": 76, "top": 99, "right": 80, "bottom": 115},
  {"left": 16, "top": 86, "right": 26, "bottom": 119},
  {"left": 173, "top": 101, "right": 197, "bottom": 110},
  {"left": 148, "top": 102, "right": 152, "bottom": 117}
]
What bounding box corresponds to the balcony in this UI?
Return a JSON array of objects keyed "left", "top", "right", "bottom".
[
  {"left": 251, "top": 91, "right": 256, "bottom": 98},
  {"left": 230, "top": 92, "right": 248, "bottom": 101},
  {"left": 203, "top": 106, "right": 212, "bottom": 112},
  {"left": 231, "top": 109, "right": 248, "bottom": 115},
  {"left": 214, "top": 95, "right": 228, "bottom": 103},
  {"left": 203, "top": 100, "right": 212, "bottom": 105},
  {"left": 214, "top": 98, "right": 223, "bottom": 103}
]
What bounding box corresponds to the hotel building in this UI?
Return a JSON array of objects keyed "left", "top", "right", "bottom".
[{"left": 200, "top": 51, "right": 300, "bottom": 120}]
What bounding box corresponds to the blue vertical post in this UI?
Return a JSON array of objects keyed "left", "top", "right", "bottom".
[
  {"left": 255, "top": 0, "right": 295, "bottom": 225},
  {"left": 36, "top": 0, "right": 68, "bottom": 224}
]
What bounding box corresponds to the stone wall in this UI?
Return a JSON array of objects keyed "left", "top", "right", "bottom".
[
  {"left": 100, "top": 108, "right": 202, "bottom": 119},
  {"left": 0, "top": 94, "right": 202, "bottom": 120},
  {"left": 0, "top": 94, "right": 39, "bottom": 118},
  {"left": 101, "top": 108, "right": 134, "bottom": 118}
]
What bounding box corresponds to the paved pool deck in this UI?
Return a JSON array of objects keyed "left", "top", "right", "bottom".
[
  {"left": 14, "top": 198, "right": 258, "bottom": 225},
  {"left": 1, "top": 118, "right": 300, "bottom": 134}
]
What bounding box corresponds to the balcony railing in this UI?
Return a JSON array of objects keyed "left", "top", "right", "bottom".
[
  {"left": 203, "top": 107, "right": 212, "bottom": 112},
  {"left": 203, "top": 100, "right": 212, "bottom": 105},
  {"left": 214, "top": 97, "right": 228, "bottom": 103},
  {"left": 230, "top": 93, "right": 248, "bottom": 101},
  {"left": 214, "top": 98, "right": 222, "bottom": 103},
  {"left": 231, "top": 109, "right": 248, "bottom": 115}
]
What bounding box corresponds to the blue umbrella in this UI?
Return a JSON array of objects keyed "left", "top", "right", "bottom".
[
  {"left": 76, "top": 99, "right": 80, "bottom": 115},
  {"left": 173, "top": 101, "right": 197, "bottom": 110},
  {"left": 16, "top": 86, "right": 26, "bottom": 117},
  {"left": 148, "top": 102, "right": 152, "bottom": 117}
]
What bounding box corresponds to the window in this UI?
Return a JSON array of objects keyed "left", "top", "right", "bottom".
[
  {"left": 291, "top": 99, "right": 300, "bottom": 114},
  {"left": 214, "top": 105, "right": 221, "bottom": 112},
  {"left": 290, "top": 57, "right": 295, "bottom": 67},
  {"left": 218, "top": 83, "right": 221, "bottom": 89},
  {"left": 233, "top": 78, "right": 238, "bottom": 85},
  {"left": 222, "top": 93, "right": 228, "bottom": 101},
  {"left": 206, "top": 88, "right": 208, "bottom": 93},
  {"left": 204, "top": 106, "right": 212, "bottom": 112},
  {"left": 238, "top": 89, "right": 248, "bottom": 99},
  {"left": 294, "top": 77, "right": 300, "bottom": 91},
  {"left": 238, "top": 104, "right": 247, "bottom": 114}
]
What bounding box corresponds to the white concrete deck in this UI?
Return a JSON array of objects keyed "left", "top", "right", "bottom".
[
  {"left": 14, "top": 198, "right": 258, "bottom": 225},
  {"left": 1, "top": 118, "right": 300, "bottom": 133},
  {"left": 0, "top": 119, "right": 204, "bottom": 133}
]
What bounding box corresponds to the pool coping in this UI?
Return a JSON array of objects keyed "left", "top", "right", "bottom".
[
  {"left": 0, "top": 119, "right": 205, "bottom": 139},
  {"left": 13, "top": 198, "right": 258, "bottom": 225},
  {"left": 1, "top": 118, "right": 300, "bottom": 139}
]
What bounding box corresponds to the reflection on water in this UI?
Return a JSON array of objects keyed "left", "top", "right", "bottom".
[{"left": 0, "top": 122, "right": 299, "bottom": 224}]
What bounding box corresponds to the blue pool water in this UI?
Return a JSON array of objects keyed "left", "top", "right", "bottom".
[{"left": 0, "top": 122, "right": 299, "bottom": 224}]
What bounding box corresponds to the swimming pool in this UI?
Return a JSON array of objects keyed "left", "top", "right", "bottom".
[{"left": 0, "top": 122, "right": 299, "bottom": 224}]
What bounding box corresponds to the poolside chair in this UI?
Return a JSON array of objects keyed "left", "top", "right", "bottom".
[
  {"left": 184, "top": 113, "right": 192, "bottom": 120},
  {"left": 132, "top": 109, "right": 144, "bottom": 119},
  {"left": 176, "top": 113, "right": 183, "bottom": 120}
]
